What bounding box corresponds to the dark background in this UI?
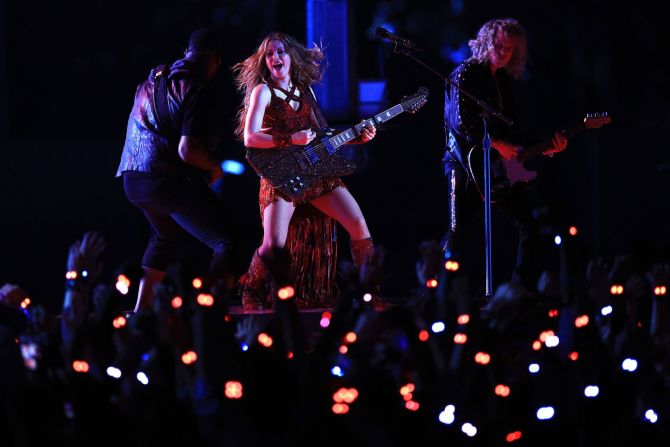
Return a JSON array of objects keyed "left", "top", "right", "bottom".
[{"left": 1, "top": 0, "right": 668, "bottom": 311}]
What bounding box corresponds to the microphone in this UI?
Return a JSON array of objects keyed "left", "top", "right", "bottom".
[{"left": 375, "top": 27, "right": 419, "bottom": 49}]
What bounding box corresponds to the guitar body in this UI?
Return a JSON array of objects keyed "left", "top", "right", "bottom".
[
  {"left": 245, "top": 87, "right": 429, "bottom": 202},
  {"left": 465, "top": 113, "right": 611, "bottom": 202},
  {"left": 246, "top": 135, "right": 356, "bottom": 201}
]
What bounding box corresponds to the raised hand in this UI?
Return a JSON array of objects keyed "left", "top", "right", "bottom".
[{"left": 66, "top": 231, "right": 106, "bottom": 284}]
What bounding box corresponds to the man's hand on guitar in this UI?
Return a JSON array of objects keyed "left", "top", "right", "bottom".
[
  {"left": 491, "top": 139, "right": 521, "bottom": 160},
  {"left": 291, "top": 128, "right": 316, "bottom": 145},
  {"left": 544, "top": 132, "right": 568, "bottom": 157},
  {"left": 360, "top": 124, "right": 376, "bottom": 143}
]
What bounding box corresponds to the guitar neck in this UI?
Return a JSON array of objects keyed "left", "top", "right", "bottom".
[
  {"left": 325, "top": 104, "right": 406, "bottom": 149},
  {"left": 518, "top": 122, "right": 587, "bottom": 163}
]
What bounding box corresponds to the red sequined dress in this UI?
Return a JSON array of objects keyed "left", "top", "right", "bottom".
[{"left": 240, "top": 83, "right": 342, "bottom": 309}]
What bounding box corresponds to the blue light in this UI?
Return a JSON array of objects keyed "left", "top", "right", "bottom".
[
  {"left": 241, "top": 343, "right": 249, "bottom": 352},
  {"left": 358, "top": 80, "right": 386, "bottom": 103},
  {"left": 331, "top": 366, "right": 344, "bottom": 377},
  {"left": 221, "top": 160, "right": 245, "bottom": 175}
]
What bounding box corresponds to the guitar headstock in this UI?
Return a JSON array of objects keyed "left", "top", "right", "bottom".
[
  {"left": 401, "top": 87, "right": 429, "bottom": 114},
  {"left": 584, "top": 112, "right": 612, "bottom": 129}
]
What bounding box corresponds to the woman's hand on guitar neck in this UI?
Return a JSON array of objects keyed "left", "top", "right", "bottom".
[
  {"left": 543, "top": 132, "right": 568, "bottom": 157},
  {"left": 491, "top": 138, "right": 522, "bottom": 160}
]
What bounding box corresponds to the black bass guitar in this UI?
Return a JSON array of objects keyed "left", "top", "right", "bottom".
[
  {"left": 466, "top": 113, "right": 612, "bottom": 202},
  {"left": 246, "top": 87, "right": 428, "bottom": 200}
]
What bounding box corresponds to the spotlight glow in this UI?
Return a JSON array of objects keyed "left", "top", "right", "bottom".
[
  {"left": 363, "top": 293, "right": 373, "bottom": 302},
  {"left": 136, "top": 372, "right": 149, "bottom": 385},
  {"left": 431, "top": 321, "right": 446, "bottom": 333},
  {"left": 645, "top": 409, "right": 658, "bottom": 424},
  {"left": 106, "top": 366, "right": 122, "bottom": 379},
  {"left": 601, "top": 305, "right": 613, "bottom": 316},
  {"left": 536, "top": 406, "right": 555, "bottom": 420},
  {"left": 584, "top": 385, "right": 599, "bottom": 397},
  {"left": 461, "top": 422, "right": 477, "bottom": 437},
  {"left": 622, "top": 358, "right": 638, "bottom": 372}
]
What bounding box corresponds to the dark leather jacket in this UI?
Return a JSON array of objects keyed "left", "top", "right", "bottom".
[
  {"left": 444, "top": 60, "right": 516, "bottom": 166},
  {"left": 116, "top": 58, "right": 211, "bottom": 177}
]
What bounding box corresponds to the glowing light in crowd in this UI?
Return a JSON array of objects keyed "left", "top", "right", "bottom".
[
  {"left": 645, "top": 409, "right": 658, "bottom": 424},
  {"left": 333, "top": 387, "right": 359, "bottom": 404},
  {"left": 536, "top": 406, "right": 555, "bottom": 420},
  {"left": 181, "top": 351, "right": 198, "bottom": 365},
  {"left": 506, "top": 431, "right": 523, "bottom": 442},
  {"left": 287, "top": 351, "right": 294, "bottom": 359},
  {"left": 196, "top": 294, "right": 214, "bottom": 307},
  {"left": 344, "top": 332, "right": 357, "bottom": 344},
  {"left": 529, "top": 363, "right": 540, "bottom": 374},
  {"left": 136, "top": 372, "right": 149, "bottom": 385},
  {"left": 224, "top": 381, "right": 243, "bottom": 399},
  {"left": 171, "top": 296, "right": 183, "bottom": 309},
  {"left": 192, "top": 278, "right": 203, "bottom": 289},
  {"left": 622, "top": 358, "right": 638, "bottom": 372},
  {"left": 438, "top": 405, "right": 456, "bottom": 425},
  {"left": 221, "top": 159, "right": 245, "bottom": 175},
  {"left": 532, "top": 340, "right": 542, "bottom": 351},
  {"left": 474, "top": 352, "right": 491, "bottom": 365},
  {"left": 494, "top": 384, "right": 510, "bottom": 397},
  {"left": 569, "top": 226, "right": 578, "bottom": 236},
  {"left": 66, "top": 271, "right": 78, "bottom": 280},
  {"left": 654, "top": 286, "right": 667, "bottom": 296},
  {"left": 258, "top": 333, "right": 273, "bottom": 348},
  {"left": 72, "top": 360, "right": 89, "bottom": 373},
  {"left": 320, "top": 311, "right": 332, "bottom": 328},
  {"left": 548, "top": 309, "right": 559, "bottom": 318},
  {"left": 339, "top": 345, "right": 348, "bottom": 354},
  {"left": 584, "top": 385, "right": 599, "bottom": 397},
  {"left": 445, "top": 260, "right": 460, "bottom": 271},
  {"left": 453, "top": 333, "right": 467, "bottom": 344},
  {"left": 331, "top": 366, "right": 344, "bottom": 377},
  {"left": 400, "top": 384, "right": 415, "bottom": 396},
  {"left": 20, "top": 298, "right": 31, "bottom": 309},
  {"left": 554, "top": 235, "right": 562, "bottom": 246},
  {"left": 575, "top": 315, "right": 590, "bottom": 328},
  {"left": 405, "top": 401, "right": 420, "bottom": 411},
  {"left": 112, "top": 316, "right": 127, "bottom": 329},
  {"left": 81, "top": 270, "right": 88, "bottom": 278},
  {"left": 457, "top": 314, "right": 470, "bottom": 325},
  {"left": 332, "top": 403, "right": 349, "bottom": 414},
  {"left": 431, "top": 321, "right": 446, "bottom": 333},
  {"left": 106, "top": 366, "right": 122, "bottom": 379},
  {"left": 224, "top": 314, "right": 232, "bottom": 322},
  {"left": 545, "top": 335, "right": 560, "bottom": 348},
  {"left": 363, "top": 293, "right": 373, "bottom": 302},
  {"left": 418, "top": 330, "right": 430, "bottom": 342},
  {"left": 601, "top": 305, "right": 613, "bottom": 316},
  {"left": 116, "top": 275, "right": 130, "bottom": 295},
  {"left": 461, "top": 422, "right": 477, "bottom": 437},
  {"left": 277, "top": 286, "right": 295, "bottom": 300},
  {"left": 610, "top": 284, "right": 624, "bottom": 295},
  {"left": 241, "top": 343, "right": 249, "bottom": 352},
  {"left": 539, "top": 330, "right": 555, "bottom": 342},
  {"left": 569, "top": 351, "right": 579, "bottom": 361},
  {"left": 426, "top": 279, "right": 438, "bottom": 288}
]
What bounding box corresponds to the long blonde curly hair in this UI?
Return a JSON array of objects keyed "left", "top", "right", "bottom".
[
  {"left": 232, "top": 32, "right": 326, "bottom": 139},
  {"left": 468, "top": 18, "right": 528, "bottom": 79}
]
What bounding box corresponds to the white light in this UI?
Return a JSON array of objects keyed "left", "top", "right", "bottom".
[
  {"left": 116, "top": 282, "right": 129, "bottom": 295},
  {"left": 536, "top": 406, "right": 555, "bottom": 420},
  {"left": 319, "top": 318, "right": 330, "bottom": 328},
  {"left": 461, "top": 422, "right": 477, "bottom": 437},
  {"left": 331, "top": 366, "right": 344, "bottom": 377},
  {"left": 645, "top": 409, "right": 658, "bottom": 424},
  {"left": 545, "top": 335, "right": 560, "bottom": 348},
  {"left": 136, "top": 371, "right": 149, "bottom": 385},
  {"left": 241, "top": 343, "right": 249, "bottom": 352},
  {"left": 584, "top": 385, "right": 599, "bottom": 397},
  {"left": 554, "top": 235, "right": 562, "bottom": 246},
  {"left": 622, "top": 358, "right": 638, "bottom": 372},
  {"left": 439, "top": 410, "right": 455, "bottom": 425},
  {"left": 431, "top": 321, "right": 446, "bottom": 333},
  {"left": 529, "top": 363, "right": 540, "bottom": 374},
  {"left": 106, "top": 366, "right": 122, "bottom": 379},
  {"left": 601, "top": 305, "right": 613, "bottom": 316},
  {"left": 81, "top": 270, "right": 89, "bottom": 278},
  {"left": 363, "top": 293, "right": 372, "bottom": 302},
  {"left": 221, "top": 160, "right": 245, "bottom": 175}
]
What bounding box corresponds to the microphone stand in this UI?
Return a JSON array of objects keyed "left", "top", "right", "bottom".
[{"left": 392, "top": 43, "right": 512, "bottom": 300}]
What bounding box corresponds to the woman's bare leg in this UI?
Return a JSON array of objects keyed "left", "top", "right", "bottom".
[{"left": 309, "top": 187, "right": 370, "bottom": 240}]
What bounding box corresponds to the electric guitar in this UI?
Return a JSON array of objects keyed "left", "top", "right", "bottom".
[
  {"left": 246, "top": 87, "right": 428, "bottom": 201},
  {"left": 466, "top": 113, "right": 612, "bottom": 202}
]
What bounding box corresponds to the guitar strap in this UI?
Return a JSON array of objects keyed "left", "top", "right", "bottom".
[{"left": 152, "top": 65, "right": 179, "bottom": 143}]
